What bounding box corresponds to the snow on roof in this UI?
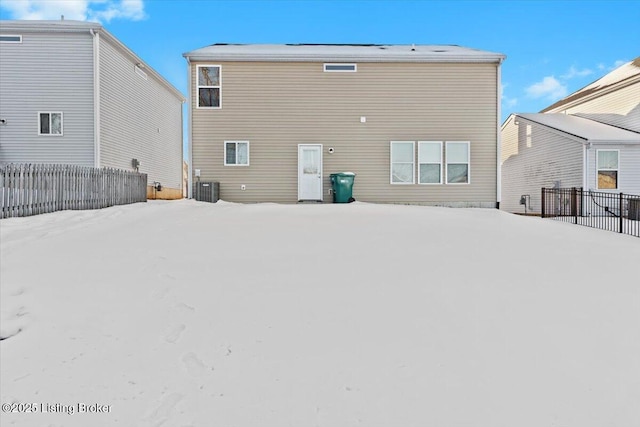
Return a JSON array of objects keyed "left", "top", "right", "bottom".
[
  {"left": 516, "top": 113, "right": 640, "bottom": 144},
  {"left": 183, "top": 43, "right": 505, "bottom": 63},
  {"left": 542, "top": 57, "right": 640, "bottom": 112}
]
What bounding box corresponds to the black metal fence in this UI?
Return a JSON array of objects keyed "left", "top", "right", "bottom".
[
  {"left": 1, "top": 163, "right": 148, "bottom": 219},
  {"left": 541, "top": 187, "right": 640, "bottom": 237}
]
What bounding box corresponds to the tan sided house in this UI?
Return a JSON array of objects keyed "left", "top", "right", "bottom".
[{"left": 184, "top": 44, "right": 505, "bottom": 206}]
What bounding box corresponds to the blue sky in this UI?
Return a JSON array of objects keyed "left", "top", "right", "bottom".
[{"left": 2, "top": 0, "right": 638, "bottom": 125}]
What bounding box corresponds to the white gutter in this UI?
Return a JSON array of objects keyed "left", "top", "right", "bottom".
[
  {"left": 496, "top": 58, "right": 504, "bottom": 208},
  {"left": 186, "top": 57, "right": 193, "bottom": 199},
  {"left": 90, "top": 28, "right": 101, "bottom": 167}
]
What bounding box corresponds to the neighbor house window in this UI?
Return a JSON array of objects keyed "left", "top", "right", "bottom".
[
  {"left": 38, "top": 112, "right": 63, "bottom": 135},
  {"left": 225, "top": 141, "right": 249, "bottom": 166},
  {"left": 324, "top": 63, "right": 357, "bottom": 72},
  {"left": 418, "top": 141, "right": 443, "bottom": 184},
  {"left": 597, "top": 150, "right": 619, "bottom": 189},
  {"left": 390, "top": 141, "right": 415, "bottom": 184},
  {"left": 0, "top": 35, "right": 22, "bottom": 43},
  {"left": 446, "top": 141, "right": 470, "bottom": 184},
  {"left": 197, "top": 65, "right": 221, "bottom": 108}
]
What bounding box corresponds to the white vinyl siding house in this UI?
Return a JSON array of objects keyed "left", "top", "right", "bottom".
[
  {"left": 0, "top": 20, "right": 185, "bottom": 199},
  {"left": 501, "top": 58, "right": 640, "bottom": 214},
  {"left": 185, "top": 44, "right": 505, "bottom": 206}
]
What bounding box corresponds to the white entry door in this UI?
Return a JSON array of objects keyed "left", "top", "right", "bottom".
[{"left": 298, "top": 144, "right": 323, "bottom": 201}]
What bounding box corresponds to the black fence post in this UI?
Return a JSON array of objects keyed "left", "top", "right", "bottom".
[
  {"left": 571, "top": 187, "right": 577, "bottom": 224},
  {"left": 619, "top": 192, "right": 624, "bottom": 233},
  {"left": 541, "top": 188, "right": 546, "bottom": 218}
]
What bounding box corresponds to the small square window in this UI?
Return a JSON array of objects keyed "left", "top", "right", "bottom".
[
  {"left": 38, "top": 112, "right": 63, "bottom": 136},
  {"left": 224, "top": 141, "right": 249, "bottom": 166}
]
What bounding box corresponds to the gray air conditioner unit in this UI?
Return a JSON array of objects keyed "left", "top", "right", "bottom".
[{"left": 194, "top": 181, "right": 219, "bottom": 203}]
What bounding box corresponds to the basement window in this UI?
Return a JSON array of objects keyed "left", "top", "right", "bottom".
[
  {"left": 0, "top": 35, "right": 22, "bottom": 43},
  {"left": 324, "top": 63, "right": 357, "bottom": 72}
]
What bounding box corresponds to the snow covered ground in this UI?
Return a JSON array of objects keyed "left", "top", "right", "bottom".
[{"left": 1, "top": 200, "right": 639, "bottom": 426}]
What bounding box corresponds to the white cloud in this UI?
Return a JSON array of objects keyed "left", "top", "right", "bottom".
[
  {"left": 500, "top": 83, "right": 518, "bottom": 109},
  {"left": 525, "top": 76, "right": 568, "bottom": 101},
  {"left": 0, "top": 0, "right": 145, "bottom": 23},
  {"left": 561, "top": 66, "right": 593, "bottom": 80}
]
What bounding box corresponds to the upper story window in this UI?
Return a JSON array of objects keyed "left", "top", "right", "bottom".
[
  {"left": 0, "top": 35, "right": 22, "bottom": 43},
  {"left": 225, "top": 141, "right": 249, "bottom": 166},
  {"left": 324, "top": 63, "right": 357, "bottom": 72},
  {"left": 197, "top": 65, "right": 221, "bottom": 108},
  {"left": 597, "top": 150, "right": 619, "bottom": 189},
  {"left": 446, "top": 141, "right": 470, "bottom": 184},
  {"left": 38, "top": 112, "right": 63, "bottom": 136}
]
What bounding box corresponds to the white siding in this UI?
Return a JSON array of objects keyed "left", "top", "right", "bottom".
[
  {"left": 99, "top": 37, "right": 183, "bottom": 190},
  {"left": 561, "top": 80, "right": 640, "bottom": 132},
  {"left": 501, "top": 117, "right": 584, "bottom": 214},
  {"left": 586, "top": 144, "right": 640, "bottom": 195},
  {"left": 0, "top": 30, "right": 94, "bottom": 165}
]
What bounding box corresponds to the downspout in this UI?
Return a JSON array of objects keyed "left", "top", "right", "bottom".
[
  {"left": 583, "top": 142, "right": 590, "bottom": 190},
  {"left": 90, "top": 28, "right": 101, "bottom": 167},
  {"left": 496, "top": 58, "right": 504, "bottom": 209},
  {"left": 186, "top": 56, "right": 193, "bottom": 199}
]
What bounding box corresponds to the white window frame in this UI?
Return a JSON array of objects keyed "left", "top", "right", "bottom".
[
  {"left": 224, "top": 141, "right": 250, "bottom": 166},
  {"left": 418, "top": 141, "right": 443, "bottom": 185},
  {"left": 196, "top": 64, "right": 221, "bottom": 109},
  {"left": 390, "top": 141, "right": 415, "bottom": 184},
  {"left": 445, "top": 141, "right": 470, "bottom": 184},
  {"left": 37, "top": 112, "right": 63, "bottom": 136},
  {"left": 324, "top": 63, "right": 357, "bottom": 72},
  {"left": 596, "top": 149, "right": 619, "bottom": 190},
  {"left": 0, "top": 35, "right": 22, "bottom": 43}
]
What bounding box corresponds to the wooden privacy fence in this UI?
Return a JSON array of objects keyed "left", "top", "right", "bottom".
[{"left": 1, "top": 164, "right": 147, "bottom": 219}]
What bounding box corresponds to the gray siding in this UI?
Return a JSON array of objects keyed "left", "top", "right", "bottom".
[
  {"left": 0, "top": 30, "right": 94, "bottom": 166},
  {"left": 99, "top": 37, "right": 182, "bottom": 190},
  {"left": 564, "top": 80, "right": 640, "bottom": 133},
  {"left": 501, "top": 117, "right": 583, "bottom": 214},
  {"left": 191, "top": 61, "right": 499, "bottom": 205}
]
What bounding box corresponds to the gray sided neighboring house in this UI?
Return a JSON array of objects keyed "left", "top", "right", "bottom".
[
  {"left": 0, "top": 20, "right": 185, "bottom": 199},
  {"left": 501, "top": 58, "right": 640, "bottom": 214},
  {"left": 184, "top": 44, "right": 505, "bottom": 206}
]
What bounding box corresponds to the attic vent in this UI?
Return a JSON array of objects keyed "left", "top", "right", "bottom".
[
  {"left": 432, "top": 49, "right": 448, "bottom": 52},
  {"left": 0, "top": 35, "right": 22, "bottom": 43},
  {"left": 324, "top": 63, "right": 357, "bottom": 72}
]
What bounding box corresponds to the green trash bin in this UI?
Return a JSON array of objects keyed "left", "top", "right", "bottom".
[{"left": 330, "top": 172, "right": 356, "bottom": 203}]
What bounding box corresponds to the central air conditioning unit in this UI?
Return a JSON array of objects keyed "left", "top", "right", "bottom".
[{"left": 193, "top": 181, "right": 219, "bottom": 203}]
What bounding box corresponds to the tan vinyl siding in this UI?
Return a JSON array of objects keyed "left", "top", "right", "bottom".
[
  {"left": 0, "top": 31, "right": 94, "bottom": 166},
  {"left": 562, "top": 80, "right": 640, "bottom": 132},
  {"left": 501, "top": 119, "right": 583, "bottom": 214},
  {"left": 99, "top": 38, "right": 183, "bottom": 190},
  {"left": 191, "top": 61, "right": 498, "bottom": 205}
]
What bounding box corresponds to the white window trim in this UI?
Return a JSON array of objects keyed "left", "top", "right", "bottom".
[
  {"left": 390, "top": 141, "right": 415, "bottom": 185},
  {"left": 0, "top": 35, "right": 22, "bottom": 43},
  {"left": 418, "top": 141, "right": 443, "bottom": 185},
  {"left": 224, "top": 141, "right": 250, "bottom": 166},
  {"left": 596, "top": 149, "right": 620, "bottom": 190},
  {"left": 445, "top": 141, "right": 470, "bottom": 185},
  {"left": 324, "top": 63, "right": 357, "bottom": 72},
  {"left": 196, "top": 64, "right": 222, "bottom": 109},
  {"left": 37, "top": 112, "right": 63, "bottom": 136}
]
